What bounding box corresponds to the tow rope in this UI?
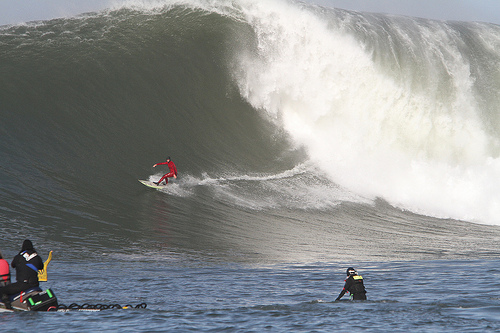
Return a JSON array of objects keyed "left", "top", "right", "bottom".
[{"left": 55, "top": 302, "right": 147, "bottom": 311}]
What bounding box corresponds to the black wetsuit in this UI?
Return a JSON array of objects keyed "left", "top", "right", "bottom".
[
  {"left": 336, "top": 274, "right": 367, "bottom": 301},
  {"left": 0, "top": 249, "right": 43, "bottom": 302}
]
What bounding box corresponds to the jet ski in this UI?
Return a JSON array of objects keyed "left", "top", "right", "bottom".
[{"left": 0, "top": 287, "right": 58, "bottom": 312}]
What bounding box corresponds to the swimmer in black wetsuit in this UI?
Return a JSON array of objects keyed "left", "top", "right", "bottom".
[{"left": 335, "top": 267, "right": 367, "bottom": 301}]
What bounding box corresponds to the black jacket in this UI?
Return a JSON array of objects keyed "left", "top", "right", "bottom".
[
  {"left": 336, "top": 274, "right": 367, "bottom": 301},
  {"left": 11, "top": 249, "right": 43, "bottom": 285}
]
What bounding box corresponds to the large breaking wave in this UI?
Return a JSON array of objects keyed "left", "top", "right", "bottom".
[{"left": 2, "top": 0, "right": 500, "bottom": 227}]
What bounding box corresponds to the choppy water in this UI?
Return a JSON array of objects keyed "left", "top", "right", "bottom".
[{"left": 3, "top": 258, "right": 500, "bottom": 332}]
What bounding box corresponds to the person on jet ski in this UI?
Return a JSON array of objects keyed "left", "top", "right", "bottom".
[
  {"left": 335, "top": 267, "right": 367, "bottom": 301},
  {"left": 0, "top": 240, "right": 43, "bottom": 309}
]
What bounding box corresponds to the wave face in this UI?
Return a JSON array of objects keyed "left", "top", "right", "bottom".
[{"left": 2, "top": 0, "right": 500, "bottom": 262}]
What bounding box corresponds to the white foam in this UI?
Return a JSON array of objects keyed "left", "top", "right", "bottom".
[
  {"left": 228, "top": 1, "right": 500, "bottom": 224},
  {"left": 149, "top": 164, "right": 369, "bottom": 210}
]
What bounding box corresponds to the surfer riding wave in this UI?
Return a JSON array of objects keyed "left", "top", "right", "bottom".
[{"left": 153, "top": 156, "right": 178, "bottom": 185}]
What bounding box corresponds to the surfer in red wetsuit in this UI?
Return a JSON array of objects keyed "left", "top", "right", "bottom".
[{"left": 153, "top": 156, "right": 178, "bottom": 185}]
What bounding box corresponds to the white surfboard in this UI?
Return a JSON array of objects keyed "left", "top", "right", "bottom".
[{"left": 138, "top": 179, "right": 167, "bottom": 189}]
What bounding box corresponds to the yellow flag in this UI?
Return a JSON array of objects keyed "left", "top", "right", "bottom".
[{"left": 38, "top": 251, "right": 53, "bottom": 282}]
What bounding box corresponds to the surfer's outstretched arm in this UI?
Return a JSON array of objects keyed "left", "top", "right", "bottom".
[{"left": 153, "top": 161, "right": 169, "bottom": 168}]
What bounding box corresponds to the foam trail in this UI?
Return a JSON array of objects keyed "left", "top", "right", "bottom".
[{"left": 148, "top": 163, "right": 369, "bottom": 210}]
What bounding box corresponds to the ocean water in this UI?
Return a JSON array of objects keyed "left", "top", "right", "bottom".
[{"left": 1, "top": 0, "right": 500, "bottom": 331}]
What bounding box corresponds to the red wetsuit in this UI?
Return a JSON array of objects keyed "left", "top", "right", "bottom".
[{"left": 156, "top": 160, "right": 178, "bottom": 184}]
